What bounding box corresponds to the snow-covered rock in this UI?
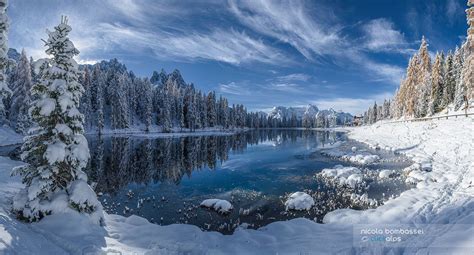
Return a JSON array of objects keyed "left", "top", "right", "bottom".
[
  {"left": 284, "top": 192, "right": 315, "bottom": 211},
  {"left": 320, "top": 165, "right": 364, "bottom": 188},
  {"left": 200, "top": 199, "right": 233, "bottom": 214},
  {"left": 341, "top": 154, "right": 379, "bottom": 164},
  {"left": 378, "top": 169, "right": 395, "bottom": 179}
]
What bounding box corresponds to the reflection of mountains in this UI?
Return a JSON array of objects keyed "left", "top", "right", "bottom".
[{"left": 86, "top": 130, "right": 341, "bottom": 194}]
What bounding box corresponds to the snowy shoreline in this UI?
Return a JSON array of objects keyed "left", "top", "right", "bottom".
[{"left": 0, "top": 117, "right": 473, "bottom": 254}]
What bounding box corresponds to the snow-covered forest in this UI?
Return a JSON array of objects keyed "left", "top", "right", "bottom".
[
  {"left": 362, "top": 16, "right": 473, "bottom": 124},
  {"left": 2, "top": 51, "right": 357, "bottom": 135},
  {"left": 2, "top": 54, "right": 253, "bottom": 134}
]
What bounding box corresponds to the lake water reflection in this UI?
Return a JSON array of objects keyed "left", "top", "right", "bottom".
[{"left": 85, "top": 130, "right": 410, "bottom": 233}]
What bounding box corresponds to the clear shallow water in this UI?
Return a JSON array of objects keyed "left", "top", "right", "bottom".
[{"left": 80, "top": 130, "right": 411, "bottom": 233}]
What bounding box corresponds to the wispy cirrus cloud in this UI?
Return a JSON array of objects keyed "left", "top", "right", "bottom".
[
  {"left": 95, "top": 23, "right": 287, "bottom": 65},
  {"left": 229, "top": 0, "right": 341, "bottom": 60},
  {"left": 219, "top": 82, "right": 252, "bottom": 95},
  {"left": 276, "top": 73, "right": 311, "bottom": 82},
  {"left": 12, "top": 0, "right": 288, "bottom": 66},
  {"left": 229, "top": 0, "right": 406, "bottom": 86},
  {"left": 361, "top": 18, "right": 409, "bottom": 53}
]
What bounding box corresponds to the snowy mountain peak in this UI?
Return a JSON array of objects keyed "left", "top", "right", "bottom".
[{"left": 268, "top": 104, "right": 352, "bottom": 127}]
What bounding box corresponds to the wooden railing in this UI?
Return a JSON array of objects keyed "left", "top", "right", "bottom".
[{"left": 381, "top": 111, "right": 474, "bottom": 124}]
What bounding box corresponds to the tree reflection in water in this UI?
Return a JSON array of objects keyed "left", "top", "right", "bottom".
[{"left": 86, "top": 130, "right": 342, "bottom": 194}]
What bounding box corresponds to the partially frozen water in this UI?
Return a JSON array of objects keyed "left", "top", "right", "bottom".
[{"left": 82, "top": 130, "right": 411, "bottom": 234}]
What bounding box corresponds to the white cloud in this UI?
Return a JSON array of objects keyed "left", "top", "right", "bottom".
[
  {"left": 362, "top": 18, "right": 407, "bottom": 52},
  {"left": 229, "top": 1, "right": 406, "bottom": 85},
  {"left": 347, "top": 51, "right": 405, "bottom": 85},
  {"left": 218, "top": 82, "right": 252, "bottom": 95},
  {"left": 446, "top": 0, "right": 463, "bottom": 24},
  {"left": 276, "top": 73, "right": 311, "bottom": 82},
  {"left": 229, "top": 0, "right": 341, "bottom": 60},
  {"left": 93, "top": 23, "right": 287, "bottom": 65}
]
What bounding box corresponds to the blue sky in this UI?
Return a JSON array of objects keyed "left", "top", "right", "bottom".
[{"left": 8, "top": 0, "right": 469, "bottom": 114}]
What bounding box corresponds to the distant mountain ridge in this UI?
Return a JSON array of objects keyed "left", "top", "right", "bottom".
[{"left": 267, "top": 104, "right": 352, "bottom": 127}]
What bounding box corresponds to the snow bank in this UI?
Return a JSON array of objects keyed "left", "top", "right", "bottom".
[
  {"left": 285, "top": 192, "right": 315, "bottom": 211},
  {"left": 200, "top": 199, "right": 233, "bottom": 214},
  {"left": 324, "top": 117, "right": 474, "bottom": 252},
  {"left": 320, "top": 165, "right": 364, "bottom": 188}
]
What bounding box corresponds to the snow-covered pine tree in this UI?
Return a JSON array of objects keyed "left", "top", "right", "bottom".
[
  {"left": 80, "top": 66, "right": 92, "bottom": 130},
  {"left": 91, "top": 65, "right": 104, "bottom": 134},
  {"left": 128, "top": 72, "right": 137, "bottom": 126},
  {"left": 183, "top": 85, "right": 196, "bottom": 130},
  {"left": 382, "top": 99, "right": 391, "bottom": 119},
  {"left": 202, "top": 92, "right": 208, "bottom": 128},
  {"left": 462, "top": 0, "right": 473, "bottom": 104},
  {"left": 398, "top": 54, "right": 420, "bottom": 117},
  {"left": 161, "top": 88, "right": 172, "bottom": 132},
  {"left": 10, "top": 49, "right": 32, "bottom": 133},
  {"left": 207, "top": 91, "right": 217, "bottom": 127},
  {"left": 221, "top": 97, "right": 229, "bottom": 129},
  {"left": 143, "top": 78, "right": 152, "bottom": 131},
  {"left": 429, "top": 52, "right": 445, "bottom": 114},
  {"left": 0, "top": 0, "right": 11, "bottom": 125},
  {"left": 12, "top": 17, "right": 103, "bottom": 223},
  {"left": 453, "top": 46, "right": 466, "bottom": 109},
  {"left": 372, "top": 102, "right": 378, "bottom": 123},
  {"left": 111, "top": 73, "right": 130, "bottom": 129},
  {"left": 442, "top": 51, "right": 456, "bottom": 109},
  {"left": 415, "top": 36, "right": 432, "bottom": 118}
]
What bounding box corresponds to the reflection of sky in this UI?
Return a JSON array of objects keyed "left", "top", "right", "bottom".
[{"left": 173, "top": 134, "right": 338, "bottom": 196}]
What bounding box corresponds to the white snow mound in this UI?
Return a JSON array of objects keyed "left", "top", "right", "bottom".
[
  {"left": 378, "top": 169, "right": 395, "bottom": 179},
  {"left": 285, "top": 192, "right": 315, "bottom": 211},
  {"left": 320, "top": 165, "right": 364, "bottom": 188},
  {"left": 341, "top": 154, "right": 380, "bottom": 164},
  {"left": 200, "top": 199, "right": 233, "bottom": 214}
]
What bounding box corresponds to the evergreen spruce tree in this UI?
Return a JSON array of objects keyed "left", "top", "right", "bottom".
[
  {"left": 80, "top": 66, "right": 92, "bottom": 130},
  {"left": 111, "top": 73, "right": 130, "bottom": 129},
  {"left": 453, "top": 46, "right": 466, "bottom": 109},
  {"left": 12, "top": 17, "right": 102, "bottom": 223},
  {"left": 462, "top": 0, "right": 473, "bottom": 104},
  {"left": 430, "top": 52, "right": 445, "bottom": 114},
  {"left": 0, "top": 0, "right": 11, "bottom": 125},
  {"left": 10, "top": 50, "right": 32, "bottom": 133},
  {"left": 372, "top": 102, "right": 378, "bottom": 123},
  {"left": 415, "top": 36, "right": 432, "bottom": 117},
  {"left": 92, "top": 65, "right": 104, "bottom": 134},
  {"left": 207, "top": 91, "right": 217, "bottom": 127},
  {"left": 161, "top": 88, "right": 172, "bottom": 132},
  {"left": 442, "top": 51, "right": 456, "bottom": 109},
  {"left": 143, "top": 79, "right": 153, "bottom": 131}
]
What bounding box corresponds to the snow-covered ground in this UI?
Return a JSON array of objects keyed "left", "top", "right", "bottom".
[{"left": 0, "top": 117, "right": 473, "bottom": 254}]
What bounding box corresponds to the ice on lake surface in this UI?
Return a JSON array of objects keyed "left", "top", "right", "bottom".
[{"left": 83, "top": 130, "right": 412, "bottom": 234}]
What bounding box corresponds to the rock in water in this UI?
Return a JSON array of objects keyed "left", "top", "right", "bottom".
[
  {"left": 285, "top": 192, "right": 315, "bottom": 211},
  {"left": 200, "top": 199, "right": 233, "bottom": 214}
]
